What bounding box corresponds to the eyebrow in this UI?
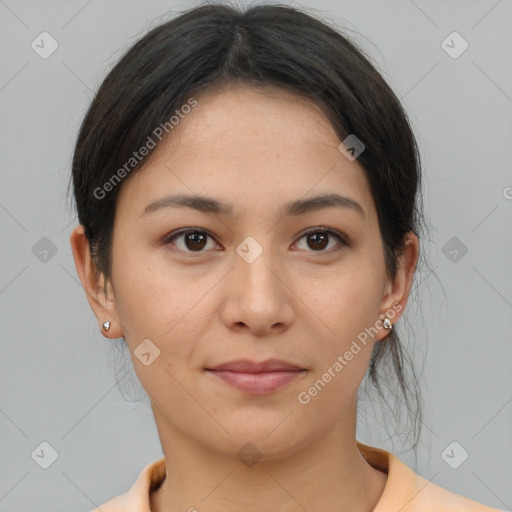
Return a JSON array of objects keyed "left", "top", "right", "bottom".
[{"left": 142, "top": 192, "right": 365, "bottom": 219}]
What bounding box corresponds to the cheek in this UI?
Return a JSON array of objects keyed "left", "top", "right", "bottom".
[
  {"left": 294, "top": 269, "right": 383, "bottom": 388},
  {"left": 111, "top": 252, "right": 213, "bottom": 366},
  {"left": 297, "top": 260, "right": 382, "bottom": 332},
  {"left": 299, "top": 274, "right": 380, "bottom": 410},
  {"left": 111, "top": 265, "right": 206, "bottom": 401},
  {"left": 111, "top": 242, "right": 182, "bottom": 324}
]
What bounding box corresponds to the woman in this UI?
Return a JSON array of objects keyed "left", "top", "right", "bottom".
[{"left": 69, "top": 3, "right": 501, "bottom": 511}]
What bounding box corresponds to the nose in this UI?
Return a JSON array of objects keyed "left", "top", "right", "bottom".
[{"left": 219, "top": 246, "right": 295, "bottom": 337}]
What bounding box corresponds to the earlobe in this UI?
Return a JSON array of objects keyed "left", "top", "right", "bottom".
[{"left": 69, "top": 225, "right": 124, "bottom": 339}]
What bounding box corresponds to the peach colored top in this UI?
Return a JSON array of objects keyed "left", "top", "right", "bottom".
[{"left": 90, "top": 441, "right": 503, "bottom": 511}]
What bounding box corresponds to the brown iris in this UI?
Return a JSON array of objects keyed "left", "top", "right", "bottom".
[
  {"left": 184, "top": 231, "right": 208, "bottom": 251},
  {"left": 306, "top": 232, "right": 329, "bottom": 251}
]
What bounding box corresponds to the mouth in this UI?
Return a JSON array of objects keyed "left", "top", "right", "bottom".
[{"left": 204, "top": 359, "right": 307, "bottom": 394}]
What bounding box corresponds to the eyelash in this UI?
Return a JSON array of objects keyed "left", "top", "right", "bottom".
[{"left": 163, "top": 227, "right": 349, "bottom": 256}]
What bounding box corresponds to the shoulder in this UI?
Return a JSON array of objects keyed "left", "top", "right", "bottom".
[
  {"left": 357, "top": 442, "right": 504, "bottom": 512},
  {"left": 88, "top": 493, "right": 128, "bottom": 512},
  {"left": 392, "top": 468, "right": 505, "bottom": 512},
  {"left": 88, "top": 456, "right": 166, "bottom": 512}
]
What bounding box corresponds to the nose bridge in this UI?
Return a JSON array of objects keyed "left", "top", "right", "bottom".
[
  {"left": 224, "top": 233, "right": 293, "bottom": 332},
  {"left": 233, "top": 234, "right": 280, "bottom": 296}
]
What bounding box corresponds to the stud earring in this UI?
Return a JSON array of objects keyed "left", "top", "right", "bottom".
[
  {"left": 383, "top": 317, "right": 392, "bottom": 330},
  {"left": 102, "top": 321, "right": 111, "bottom": 331}
]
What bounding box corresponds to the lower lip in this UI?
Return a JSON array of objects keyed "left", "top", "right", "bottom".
[{"left": 206, "top": 370, "right": 306, "bottom": 394}]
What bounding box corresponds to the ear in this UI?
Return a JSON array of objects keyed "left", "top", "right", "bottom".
[
  {"left": 375, "top": 231, "right": 419, "bottom": 341},
  {"left": 69, "top": 224, "right": 124, "bottom": 339}
]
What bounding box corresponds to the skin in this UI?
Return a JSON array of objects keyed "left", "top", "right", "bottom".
[{"left": 71, "top": 83, "right": 419, "bottom": 512}]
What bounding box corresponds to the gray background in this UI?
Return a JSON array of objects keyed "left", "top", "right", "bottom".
[{"left": 1, "top": 0, "right": 511, "bottom": 510}]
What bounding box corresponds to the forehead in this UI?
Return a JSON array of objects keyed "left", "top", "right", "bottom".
[
  {"left": 118, "top": 83, "right": 376, "bottom": 227},
  {"left": 163, "top": 83, "right": 341, "bottom": 156}
]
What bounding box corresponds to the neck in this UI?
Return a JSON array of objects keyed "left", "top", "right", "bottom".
[{"left": 150, "top": 400, "right": 387, "bottom": 512}]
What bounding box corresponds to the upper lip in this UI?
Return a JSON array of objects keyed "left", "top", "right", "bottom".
[{"left": 206, "top": 359, "right": 305, "bottom": 373}]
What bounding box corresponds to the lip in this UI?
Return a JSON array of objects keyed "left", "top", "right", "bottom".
[
  {"left": 204, "top": 359, "right": 307, "bottom": 394},
  {"left": 206, "top": 358, "right": 305, "bottom": 373},
  {"left": 206, "top": 369, "right": 307, "bottom": 394}
]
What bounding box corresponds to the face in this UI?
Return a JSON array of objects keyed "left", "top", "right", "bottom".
[{"left": 75, "top": 83, "right": 416, "bottom": 460}]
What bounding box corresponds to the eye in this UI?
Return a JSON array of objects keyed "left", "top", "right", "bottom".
[
  {"left": 163, "top": 226, "right": 349, "bottom": 256},
  {"left": 293, "top": 227, "right": 348, "bottom": 253},
  {"left": 164, "top": 229, "right": 221, "bottom": 254}
]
